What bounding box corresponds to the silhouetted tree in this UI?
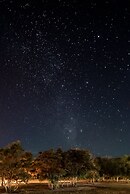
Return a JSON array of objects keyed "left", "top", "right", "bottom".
[{"left": 63, "top": 149, "right": 94, "bottom": 179}]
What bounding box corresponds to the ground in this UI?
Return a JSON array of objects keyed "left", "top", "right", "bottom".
[{"left": 0, "top": 182, "right": 130, "bottom": 193}]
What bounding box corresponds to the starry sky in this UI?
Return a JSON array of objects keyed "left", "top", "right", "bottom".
[{"left": 0, "top": 0, "right": 130, "bottom": 156}]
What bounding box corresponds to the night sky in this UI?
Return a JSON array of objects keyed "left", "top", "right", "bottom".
[{"left": 0, "top": 0, "right": 130, "bottom": 156}]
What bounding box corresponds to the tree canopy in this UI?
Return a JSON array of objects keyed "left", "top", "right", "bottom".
[
  {"left": 0, "top": 141, "right": 32, "bottom": 193},
  {"left": 0, "top": 140, "right": 130, "bottom": 192}
]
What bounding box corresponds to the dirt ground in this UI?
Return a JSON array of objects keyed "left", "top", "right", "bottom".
[{"left": 0, "top": 182, "right": 130, "bottom": 194}]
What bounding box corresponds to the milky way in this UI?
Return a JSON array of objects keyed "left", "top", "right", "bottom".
[{"left": 0, "top": 0, "right": 130, "bottom": 156}]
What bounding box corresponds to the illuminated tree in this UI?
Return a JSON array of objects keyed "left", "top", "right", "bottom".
[
  {"left": 86, "top": 169, "right": 99, "bottom": 183},
  {"left": 0, "top": 141, "right": 32, "bottom": 193},
  {"left": 34, "top": 148, "right": 65, "bottom": 189}
]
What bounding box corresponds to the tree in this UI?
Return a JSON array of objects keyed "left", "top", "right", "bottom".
[
  {"left": 0, "top": 141, "right": 32, "bottom": 193},
  {"left": 96, "top": 156, "right": 130, "bottom": 182},
  {"left": 96, "top": 157, "right": 114, "bottom": 180},
  {"left": 63, "top": 149, "right": 94, "bottom": 180},
  {"left": 117, "top": 155, "right": 130, "bottom": 180},
  {"left": 86, "top": 170, "right": 99, "bottom": 183},
  {"left": 34, "top": 148, "right": 65, "bottom": 189}
]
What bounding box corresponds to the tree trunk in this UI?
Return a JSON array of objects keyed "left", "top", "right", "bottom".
[{"left": 1, "top": 176, "right": 4, "bottom": 187}]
